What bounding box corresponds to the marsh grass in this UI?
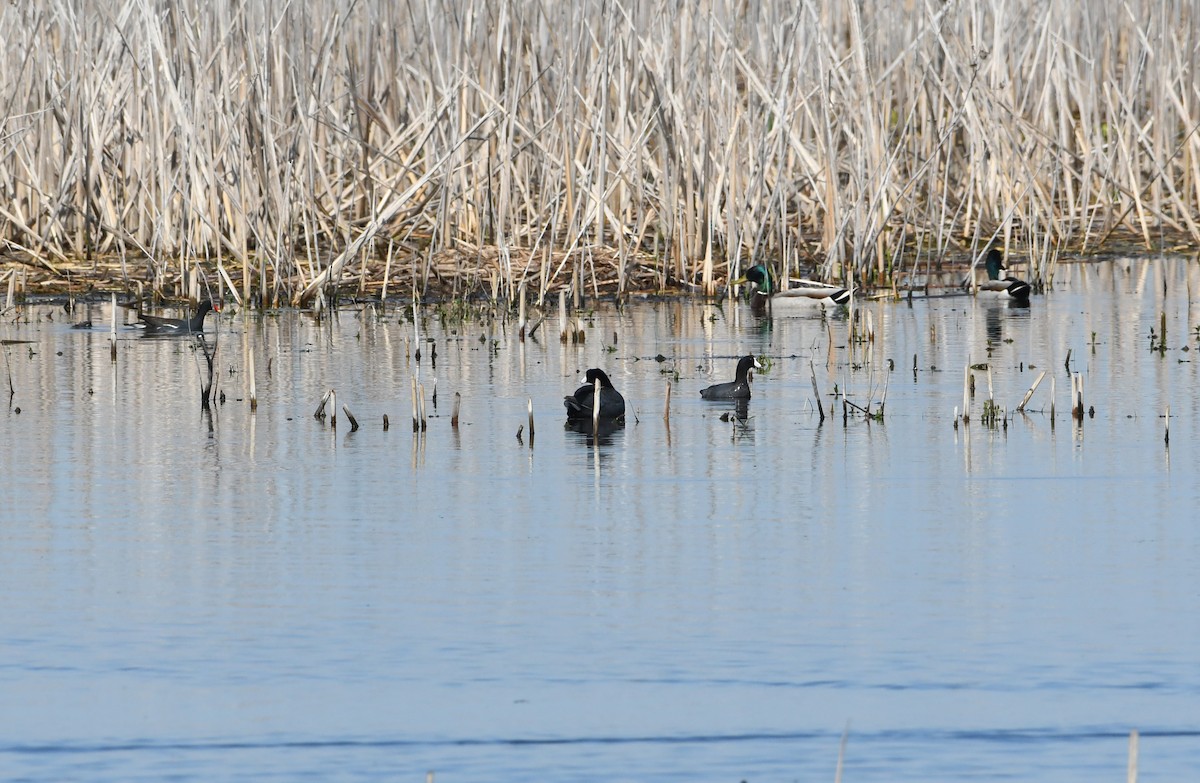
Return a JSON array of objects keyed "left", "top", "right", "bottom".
[{"left": 1, "top": 0, "right": 1198, "bottom": 305}]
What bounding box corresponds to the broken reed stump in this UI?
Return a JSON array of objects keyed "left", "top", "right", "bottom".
[
  {"left": 527, "top": 398, "right": 535, "bottom": 445},
  {"left": 961, "top": 359, "right": 971, "bottom": 424},
  {"left": 591, "top": 378, "right": 600, "bottom": 434},
  {"left": 663, "top": 380, "right": 671, "bottom": 422},
  {"left": 248, "top": 343, "right": 257, "bottom": 411},
  {"left": 418, "top": 383, "right": 427, "bottom": 431},
  {"left": 110, "top": 292, "right": 117, "bottom": 363},
  {"left": 1016, "top": 370, "right": 1047, "bottom": 412},
  {"left": 452, "top": 392, "right": 461, "bottom": 428},
  {"left": 342, "top": 405, "right": 360, "bottom": 432},
  {"left": 810, "top": 360, "right": 825, "bottom": 423},
  {"left": 877, "top": 366, "right": 890, "bottom": 419},
  {"left": 558, "top": 289, "right": 568, "bottom": 343},
  {"left": 411, "top": 376, "right": 419, "bottom": 431},
  {"left": 314, "top": 389, "right": 332, "bottom": 419}
]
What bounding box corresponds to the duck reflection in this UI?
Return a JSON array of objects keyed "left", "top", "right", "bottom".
[
  {"left": 981, "top": 297, "right": 1031, "bottom": 344},
  {"left": 564, "top": 417, "right": 625, "bottom": 447},
  {"left": 985, "top": 305, "right": 1002, "bottom": 343}
]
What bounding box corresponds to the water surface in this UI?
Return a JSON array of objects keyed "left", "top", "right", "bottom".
[{"left": 2, "top": 256, "right": 1199, "bottom": 781}]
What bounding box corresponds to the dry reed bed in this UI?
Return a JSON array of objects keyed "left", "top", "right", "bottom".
[{"left": 1, "top": 0, "right": 1198, "bottom": 305}]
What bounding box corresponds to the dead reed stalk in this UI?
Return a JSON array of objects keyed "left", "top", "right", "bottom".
[
  {"left": 1016, "top": 370, "right": 1047, "bottom": 412},
  {"left": 591, "top": 378, "right": 601, "bottom": 434},
  {"left": 109, "top": 293, "right": 117, "bottom": 363},
  {"left": 809, "top": 360, "right": 825, "bottom": 423},
  {"left": 247, "top": 342, "right": 257, "bottom": 411},
  {"left": 314, "top": 390, "right": 332, "bottom": 420},
  {"left": 3, "top": 1, "right": 1195, "bottom": 302},
  {"left": 418, "top": 383, "right": 427, "bottom": 431},
  {"left": 410, "top": 377, "right": 418, "bottom": 432},
  {"left": 961, "top": 360, "right": 971, "bottom": 424}
]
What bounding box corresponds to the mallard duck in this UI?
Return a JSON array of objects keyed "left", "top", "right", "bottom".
[
  {"left": 977, "top": 249, "right": 1031, "bottom": 305},
  {"left": 138, "top": 300, "right": 219, "bottom": 333},
  {"left": 733, "top": 264, "right": 851, "bottom": 313},
  {"left": 564, "top": 368, "right": 626, "bottom": 422},
  {"left": 700, "top": 355, "right": 761, "bottom": 400}
]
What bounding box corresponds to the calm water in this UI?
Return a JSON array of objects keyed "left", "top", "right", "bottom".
[{"left": 2, "top": 257, "right": 1200, "bottom": 782}]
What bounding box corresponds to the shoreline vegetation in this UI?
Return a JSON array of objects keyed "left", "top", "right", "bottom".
[{"left": 1, "top": 0, "right": 1198, "bottom": 307}]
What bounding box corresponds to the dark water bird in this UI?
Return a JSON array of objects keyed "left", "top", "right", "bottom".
[
  {"left": 138, "top": 300, "right": 218, "bottom": 333},
  {"left": 977, "top": 248, "right": 1031, "bottom": 305},
  {"left": 564, "top": 368, "right": 625, "bottom": 422},
  {"left": 734, "top": 264, "right": 851, "bottom": 313},
  {"left": 700, "top": 355, "right": 762, "bottom": 400}
]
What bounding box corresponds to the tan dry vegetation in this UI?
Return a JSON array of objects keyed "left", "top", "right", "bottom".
[{"left": 0, "top": 0, "right": 1198, "bottom": 305}]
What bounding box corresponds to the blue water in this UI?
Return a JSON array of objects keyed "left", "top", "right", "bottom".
[{"left": 2, "top": 256, "right": 1199, "bottom": 781}]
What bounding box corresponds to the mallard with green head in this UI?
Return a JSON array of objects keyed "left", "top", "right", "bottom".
[
  {"left": 733, "top": 264, "right": 851, "bottom": 313},
  {"left": 976, "top": 249, "right": 1031, "bottom": 306}
]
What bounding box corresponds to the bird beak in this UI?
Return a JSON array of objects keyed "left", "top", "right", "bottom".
[{"left": 731, "top": 276, "right": 747, "bottom": 285}]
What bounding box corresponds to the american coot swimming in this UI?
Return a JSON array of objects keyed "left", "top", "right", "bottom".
[
  {"left": 138, "top": 300, "right": 219, "bottom": 333},
  {"left": 700, "top": 355, "right": 762, "bottom": 400},
  {"left": 564, "top": 368, "right": 626, "bottom": 422},
  {"left": 733, "top": 264, "right": 851, "bottom": 313},
  {"left": 976, "top": 248, "right": 1031, "bottom": 306}
]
